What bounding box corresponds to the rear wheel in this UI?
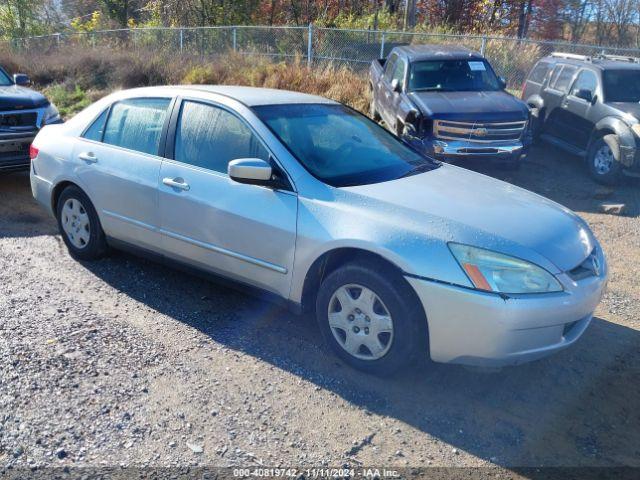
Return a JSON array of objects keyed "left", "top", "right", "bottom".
[
  {"left": 316, "top": 261, "right": 427, "bottom": 375},
  {"left": 369, "top": 92, "right": 381, "bottom": 122},
  {"left": 587, "top": 134, "right": 623, "bottom": 185},
  {"left": 56, "top": 185, "right": 108, "bottom": 260}
]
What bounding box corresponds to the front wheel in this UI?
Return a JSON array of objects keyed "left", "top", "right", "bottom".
[
  {"left": 587, "top": 134, "right": 623, "bottom": 185},
  {"left": 315, "top": 262, "right": 427, "bottom": 375}
]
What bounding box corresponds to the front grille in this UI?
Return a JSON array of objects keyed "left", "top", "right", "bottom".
[
  {"left": 434, "top": 119, "right": 527, "bottom": 143},
  {"left": 0, "top": 112, "right": 38, "bottom": 129},
  {"left": 567, "top": 248, "right": 600, "bottom": 281}
]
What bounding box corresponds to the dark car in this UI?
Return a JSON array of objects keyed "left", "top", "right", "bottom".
[
  {"left": 522, "top": 52, "right": 640, "bottom": 184},
  {"left": 369, "top": 45, "right": 532, "bottom": 167},
  {"left": 0, "top": 65, "right": 61, "bottom": 172}
]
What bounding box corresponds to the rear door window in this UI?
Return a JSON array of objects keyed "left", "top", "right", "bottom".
[
  {"left": 383, "top": 54, "right": 398, "bottom": 83},
  {"left": 391, "top": 58, "right": 406, "bottom": 88},
  {"left": 102, "top": 98, "right": 171, "bottom": 155},
  {"left": 173, "top": 101, "right": 268, "bottom": 174},
  {"left": 550, "top": 65, "right": 578, "bottom": 93},
  {"left": 528, "top": 62, "right": 550, "bottom": 84}
]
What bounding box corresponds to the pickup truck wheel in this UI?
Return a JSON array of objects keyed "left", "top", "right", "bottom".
[
  {"left": 529, "top": 107, "right": 542, "bottom": 141},
  {"left": 587, "top": 135, "right": 623, "bottom": 185},
  {"left": 315, "top": 261, "right": 427, "bottom": 376},
  {"left": 56, "top": 185, "right": 108, "bottom": 260},
  {"left": 369, "top": 98, "right": 381, "bottom": 122}
]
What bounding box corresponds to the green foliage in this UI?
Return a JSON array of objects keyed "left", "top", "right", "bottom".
[{"left": 42, "top": 84, "right": 93, "bottom": 118}]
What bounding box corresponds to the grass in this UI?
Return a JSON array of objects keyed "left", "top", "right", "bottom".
[{"left": 0, "top": 47, "right": 370, "bottom": 119}]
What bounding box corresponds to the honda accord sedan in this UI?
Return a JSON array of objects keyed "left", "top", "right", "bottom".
[{"left": 30, "top": 86, "right": 607, "bottom": 374}]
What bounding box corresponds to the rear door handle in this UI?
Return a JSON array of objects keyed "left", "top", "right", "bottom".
[
  {"left": 78, "top": 152, "right": 98, "bottom": 163},
  {"left": 162, "top": 177, "right": 190, "bottom": 191}
]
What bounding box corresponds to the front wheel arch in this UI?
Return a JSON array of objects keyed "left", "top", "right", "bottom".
[{"left": 300, "top": 248, "right": 413, "bottom": 314}]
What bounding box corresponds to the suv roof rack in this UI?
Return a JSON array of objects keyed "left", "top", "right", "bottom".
[
  {"left": 596, "top": 53, "right": 640, "bottom": 63},
  {"left": 550, "top": 52, "right": 592, "bottom": 62}
]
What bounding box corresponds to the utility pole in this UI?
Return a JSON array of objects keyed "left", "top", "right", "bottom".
[{"left": 403, "top": 0, "right": 416, "bottom": 31}]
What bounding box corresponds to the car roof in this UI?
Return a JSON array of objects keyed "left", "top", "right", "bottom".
[
  {"left": 391, "top": 44, "right": 484, "bottom": 62},
  {"left": 540, "top": 56, "right": 640, "bottom": 71},
  {"left": 113, "top": 85, "right": 339, "bottom": 107}
]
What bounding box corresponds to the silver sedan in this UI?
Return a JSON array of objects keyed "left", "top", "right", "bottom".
[{"left": 30, "top": 86, "right": 607, "bottom": 374}]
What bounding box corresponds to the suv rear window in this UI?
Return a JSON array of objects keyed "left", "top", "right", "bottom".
[{"left": 528, "top": 62, "right": 550, "bottom": 84}]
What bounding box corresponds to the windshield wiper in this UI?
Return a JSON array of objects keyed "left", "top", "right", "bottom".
[{"left": 399, "top": 163, "right": 433, "bottom": 178}]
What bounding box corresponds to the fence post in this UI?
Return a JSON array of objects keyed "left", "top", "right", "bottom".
[
  {"left": 233, "top": 27, "right": 237, "bottom": 52},
  {"left": 307, "top": 23, "right": 314, "bottom": 68},
  {"left": 56, "top": 33, "right": 61, "bottom": 48},
  {"left": 380, "top": 33, "right": 386, "bottom": 58},
  {"left": 480, "top": 35, "right": 487, "bottom": 56},
  {"left": 179, "top": 28, "right": 184, "bottom": 53}
]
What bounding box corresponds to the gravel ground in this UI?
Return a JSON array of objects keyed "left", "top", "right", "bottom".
[{"left": 0, "top": 144, "right": 639, "bottom": 471}]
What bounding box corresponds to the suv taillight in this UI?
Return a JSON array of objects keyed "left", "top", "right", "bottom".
[
  {"left": 29, "top": 144, "right": 39, "bottom": 160},
  {"left": 520, "top": 82, "right": 526, "bottom": 99}
]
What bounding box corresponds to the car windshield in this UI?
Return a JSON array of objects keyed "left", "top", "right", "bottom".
[
  {"left": 408, "top": 59, "right": 501, "bottom": 92},
  {"left": 0, "top": 68, "right": 12, "bottom": 86},
  {"left": 603, "top": 69, "right": 640, "bottom": 102},
  {"left": 253, "top": 104, "right": 437, "bottom": 187}
]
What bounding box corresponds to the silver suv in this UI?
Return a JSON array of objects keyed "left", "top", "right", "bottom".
[{"left": 31, "top": 86, "right": 606, "bottom": 374}]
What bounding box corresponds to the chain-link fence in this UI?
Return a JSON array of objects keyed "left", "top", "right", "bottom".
[{"left": 4, "top": 25, "right": 640, "bottom": 89}]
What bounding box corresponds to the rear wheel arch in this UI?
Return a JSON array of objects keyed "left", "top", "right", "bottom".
[{"left": 51, "top": 180, "right": 81, "bottom": 213}]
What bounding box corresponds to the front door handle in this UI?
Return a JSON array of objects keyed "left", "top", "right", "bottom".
[
  {"left": 78, "top": 151, "right": 98, "bottom": 163},
  {"left": 162, "top": 177, "right": 190, "bottom": 191}
]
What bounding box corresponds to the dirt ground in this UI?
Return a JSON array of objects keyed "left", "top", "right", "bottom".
[{"left": 0, "top": 144, "right": 638, "bottom": 473}]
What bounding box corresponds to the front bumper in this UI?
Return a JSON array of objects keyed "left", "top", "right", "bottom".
[
  {"left": 410, "top": 136, "right": 531, "bottom": 163},
  {"left": 406, "top": 254, "right": 607, "bottom": 367},
  {"left": 0, "top": 131, "right": 36, "bottom": 171}
]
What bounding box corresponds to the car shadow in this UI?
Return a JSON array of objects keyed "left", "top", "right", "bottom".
[
  {"left": 460, "top": 143, "right": 640, "bottom": 217},
  {"left": 79, "top": 249, "right": 640, "bottom": 468},
  {"left": 0, "top": 171, "right": 57, "bottom": 238}
]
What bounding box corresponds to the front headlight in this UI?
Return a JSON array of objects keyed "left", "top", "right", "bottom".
[
  {"left": 449, "top": 243, "right": 563, "bottom": 294},
  {"left": 43, "top": 102, "right": 60, "bottom": 124},
  {"left": 631, "top": 123, "right": 640, "bottom": 138}
]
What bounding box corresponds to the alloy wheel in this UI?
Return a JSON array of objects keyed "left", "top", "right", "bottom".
[{"left": 594, "top": 144, "right": 614, "bottom": 175}]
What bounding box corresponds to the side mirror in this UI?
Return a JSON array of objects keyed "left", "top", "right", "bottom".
[
  {"left": 228, "top": 158, "right": 274, "bottom": 186},
  {"left": 391, "top": 78, "right": 402, "bottom": 93},
  {"left": 575, "top": 88, "right": 593, "bottom": 103},
  {"left": 13, "top": 73, "right": 30, "bottom": 87},
  {"left": 498, "top": 77, "right": 507, "bottom": 90}
]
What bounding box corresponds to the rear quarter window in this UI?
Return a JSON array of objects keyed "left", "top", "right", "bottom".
[{"left": 82, "top": 109, "right": 109, "bottom": 142}]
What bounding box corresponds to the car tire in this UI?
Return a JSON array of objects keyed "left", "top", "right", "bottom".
[
  {"left": 56, "top": 185, "right": 108, "bottom": 260},
  {"left": 529, "top": 106, "right": 543, "bottom": 141},
  {"left": 587, "top": 134, "right": 623, "bottom": 185},
  {"left": 315, "top": 261, "right": 428, "bottom": 376},
  {"left": 369, "top": 95, "right": 381, "bottom": 122}
]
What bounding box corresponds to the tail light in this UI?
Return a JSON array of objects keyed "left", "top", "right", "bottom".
[
  {"left": 29, "top": 144, "right": 39, "bottom": 160},
  {"left": 520, "top": 82, "right": 526, "bottom": 99}
]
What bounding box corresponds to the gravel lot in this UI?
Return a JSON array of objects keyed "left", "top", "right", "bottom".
[{"left": 1, "top": 144, "right": 639, "bottom": 471}]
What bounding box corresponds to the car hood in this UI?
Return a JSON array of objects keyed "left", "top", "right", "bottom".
[
  {"left": 0, "top": 85, "right": 48, "bottom": 110},
  {"left": 408, "top": 90, "right": 529, "bottom": 122},
  {"left": 343, "top": 165, "right": 594, "bottom": 273},
  {"left": 607, "top": 102, "right": 640, "bottom": 120}
]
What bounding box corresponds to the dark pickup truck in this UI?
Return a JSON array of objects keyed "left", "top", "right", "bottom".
[
  {"left": 370, "top": 45, "right": 532, "bottom": 165},
  {"left": 0, "top": 65, "right": 61, "bottom": 172}
]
